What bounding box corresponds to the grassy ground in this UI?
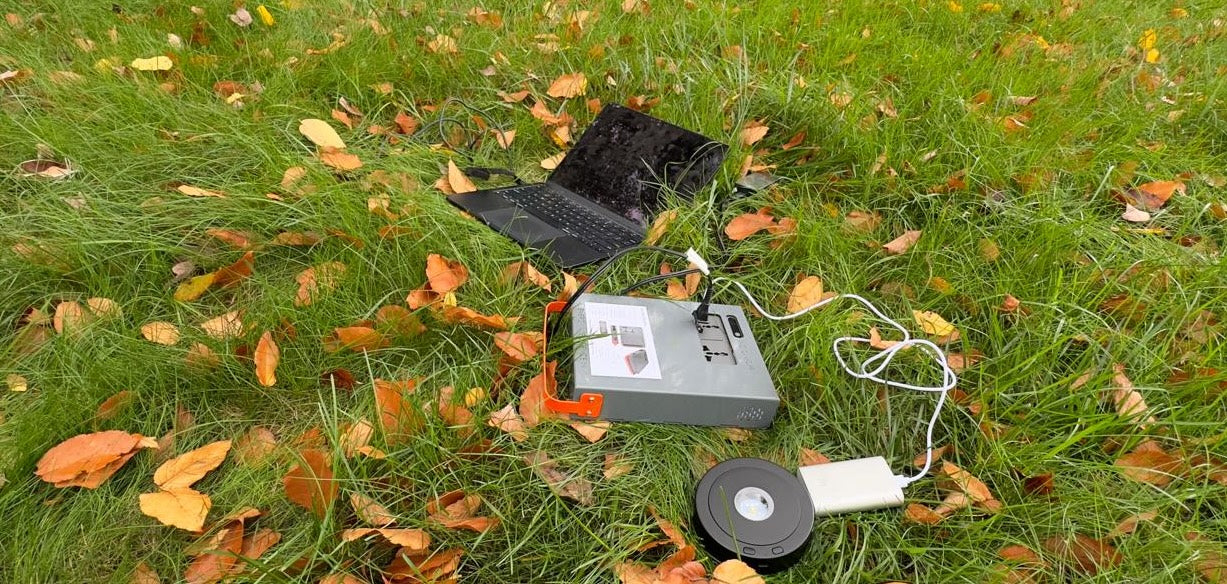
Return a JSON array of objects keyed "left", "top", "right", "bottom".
[{"left": 2, "top": 0, "right": 1226, "bottom": 582}]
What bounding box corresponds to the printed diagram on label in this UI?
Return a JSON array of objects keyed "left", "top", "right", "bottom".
[{"left": 583, "top": 302, "right": 662, "bottom": 379}]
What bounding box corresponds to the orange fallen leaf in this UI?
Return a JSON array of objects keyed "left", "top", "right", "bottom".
[
  {"left": 712, "top": 559, "right": 765, "bottom": 584},
  {"left": 205, "top": 228, "right": 255, "bottom": 250},
  {"left": 492, "top": 128, "right": 516, "bottom": 149},
  {"left": 569, "top": 420, "right": 611, "bottom": 442},
  {"left": 1132, "top": 180, "right": 1185, "bottom": 210},
  {"left": 725, "top": 209, "right": 777, "bottom": 240},
  {"left": 350, "top": 493, "right": 396, "bottom": 526},
  {"left": 437, "top": 305, "right": 515, "bottom": 329},
  {"left": 295, "top": 261, "right": 346, "bottom": 306},
  {"left": 323, "top": 326, "right": 389, "bottom": 352},
  {"left": 141, "top": 321, "right": 181, "bottom": 345},
  {"left": 282, "top": 449, "right": 337, "bottom": 518},
  {"left": 646, "top": 209, "right": 678, "bottom": 245},
  {"left": 177, "top": 185, "right": 226, "bottom": 198},
  {"left": 35, "top": 430, "right": 158, "bottom": 488},
  {"left": 298, "top": 118, "right": 346, "bottom": 149},
  {"left": 1109, "top": 364, "right": 1155, "bottom": 427},
  {"left": 494, "top": 331, "right": 539, "bottom": 363},
  {"left": 1108, "top": 510, "right": 1159, "bottom": 538},
  {"left": 319, "top": 147, "right": 362, "bottom": 171},
  {"left": 154, "top": 440, "right": 232, "bottom": 490},
  {"left": 800, "top": 448, "right": 831, "bottom": 466},
  {"left": 1115, "top": 441, "right": 1181, "bottom": 486},
  {"left": 488, "top": 404, "right": 529, "bottom": 441},
  {"left": 446, "top": 160, "right": 477, "bottom": 193},
  {"left": 740, "top": 120, "right": 769, "bottom": 147},
  {"left": 939, "top": 461, "right": 998, "bottom": 507},
  {"left": 132, "top": 562, "right": 160, "bottom": 584},
  {"left": 140, "top": 488, "right": 212, "bottom": 532},
  {"left": 375, "top": 305, "right": 427, "bottom": 337},
  {"left": 95, "top": 389, "right": 135, "bottom": 421},
  {"left": 904, "top": 503, "right": 945, "bottom": 525},
  {"left": 540, "top": 151, "right": 566, "bottom": 170},
  {"left": 341, "top": 528, "right": 430, "bottom": 552},
  {"left": 604, "top": 454, "right": 634, "bottom": 480},
  {"left": 53, "top": 300, "right": 90, "bottom": 334},
  {"left": 501, "top": 261, "right": 551, "bottom": 291},
  {"left": 436, "top": 386, "right": 474, "bottom": 429},
  {"left": 374, "top": 378, "right": 422, "bottom": 443},
  {"left": 788, "top": 276, "right": 837, "bottom": 313},
  {"left": 425, "top": 253, "right": 469, "bottom": 294},
  {"left": 883, "top": 230, "right": 922, "bottom": 254},
  {"left": 183, "top": 516, "right": 246, "bottom": 583},
  {"left": 547, "top": 72, "right": 588, "bottom": 98},
  {"left": 253, "top": 331, "right": 279, "bottom": 387},
  {"left": 519, "top": 361, "right": 558, "bottom": 427},
  {"left": 1042, "top": 534, "right": 1121, "bottom": 576}
]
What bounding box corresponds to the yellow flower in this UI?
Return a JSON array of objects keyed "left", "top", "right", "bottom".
[
  {"left": 1145, "top": 48, "right": 1160, "bottom": 63},
  {"left": 256, "top": 5, "right": 275, "bottom": 26},
  {"left": 948, "top": 0, "right": 964, "bottom": 12},
  {"left": 1138, "top": 28, "right": 1156, "bottom": 50}
]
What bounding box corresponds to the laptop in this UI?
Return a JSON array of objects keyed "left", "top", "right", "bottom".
[{"left": 447, "top": 104, "right": 727, "bottom": 268}]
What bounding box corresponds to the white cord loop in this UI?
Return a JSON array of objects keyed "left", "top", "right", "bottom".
[{"left": 715, "top": 277, "right": 957, "bottom": 487}]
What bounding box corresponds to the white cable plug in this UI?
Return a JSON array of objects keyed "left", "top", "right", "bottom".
[
  {"left": 685, "top": 247, "right": 711, "bottom": 275},
  {"left": 714, "top": 277, "right": 956, "bottom": 488}
]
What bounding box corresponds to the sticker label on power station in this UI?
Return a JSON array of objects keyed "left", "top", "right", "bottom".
[{"left": 583, "top": 302, "right": 662, "bottom": 379}]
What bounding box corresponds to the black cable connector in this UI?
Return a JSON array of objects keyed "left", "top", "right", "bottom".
[{"left": 691, "top": 282, "right": 715, "bottom": 329}]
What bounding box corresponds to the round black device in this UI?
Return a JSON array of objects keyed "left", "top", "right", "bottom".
[{"left": 693, "top": 458, "right": 815, "bottom": 573}]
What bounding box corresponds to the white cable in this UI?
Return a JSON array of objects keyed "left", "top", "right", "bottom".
[{"left": 715, "top": 277, "right": 957, "bottom": 487}]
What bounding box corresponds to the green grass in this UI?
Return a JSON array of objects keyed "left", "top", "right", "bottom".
[{"left": 2, "top": 0, "right": 1226, "bottom": 582}]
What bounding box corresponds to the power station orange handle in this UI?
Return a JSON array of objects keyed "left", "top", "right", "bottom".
[{"left": 541, "top": 301, "right": 604, "bottom": 418}]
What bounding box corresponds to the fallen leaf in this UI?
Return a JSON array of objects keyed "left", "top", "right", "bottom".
[
  {"left": 319, "top": 148, "right": 362, "bottom": 171},
  {"left": 341, "top": 528, "right": 430, "bottom": 553},
  {"left": 1122, "top": 203, "right": 1151, "bottom": 223},
  {"left": 883, "top": 230, "right": 922, "bottom": 254},
  {"left": 94, "top": 390, "right": 134, "bottom": 422},
  {"left": 35, "top": 430, "right": 158, "bottom": 488},
  {"left": 131, "top": 56, "right": 173, "bottom": 71},
  {"left": 205, "top": 229, "right": 255, "bottom": 250},
  {"left": 519, "top": 361, "right": 558, "bottom": 427},
  {"left": 375, "top": 305, "right": 426, "bottom": 338},
  {"left": 502, "top": 261, "right": 551, "bottom": 291},
  {"left": 393, "top": 111, "right": 418, "bottom": 135},
  {"left": 800, "top": 448, "right": 830, "bottom": 466},
  {"left": 426, "top": 34, "right": 458, "bottom": 55},
  {"left": 139, "top": 488, "right": 212, "bottom": 532},
  {"left": 494, "top": 332, "right": 539, "bottom": 363},
  {"left": 712, "top": 559, "right": 766, "bottom": 584},
  {"left": 295, "top": 261, "right": 346, "bottom": 306},
  {"left": 939, "top": 461, "right": 996, "bottom": 506},
  {"left": 425, "top": 254, "right": 469, "bottom": 294},
  {"left": 740, "top": 120, "right": 769, "bottom": 147},
  {"left": 788, "top": 276, "right": 837, "bottom": 312},
  {"left": 569, "top": 421, "right": 611, "bottom": 442},
  {"left": 725, "top": 209, "right": 777, "bottom": 240},
  {"left": 299, "top": 119, "right": 346, "bottom": 149},
  {"left": 524, "top": 450, "right": 594, "bottom": 505},
  {"left": 1133, "top": 180, "right": 1186, "bottom": 210},
  {"left": 646, "top": 209, "right": 678, "bottom": 245},
  {"left": 154, "top": 440, "right": 232, "bottom": 490},
  {"left": 234, "top": 427, "right": 276, "bottom": 466},
  {"left": 132, "top": 562, "right": 160, "bottom": 584},
  {"left": 1115, "top": 442, "right": 1181, "bottom": 486},
  {"left": 488, "top": 404, "right": 529, "bottom": 441},
  {"left": 6, "top": 374, "right": 28, "bottom": 393},
  {"left": 540, "top": 151, "right": 566, "bottom": 170},
  {"left": 141, "top": 322, "right": 180, "bottom": 345},
  {"left": 53, "top": 301, "right": 90, "bottom": 334},
  {"left": 1023, "top": 473, "right": 1055, "bottom": 496},
  {"left": 283, "top": 450, "right": 337, "bottom": 518},
  {"left": 254, "top": 332, "right": 279, "bottom": 387},
  {"left": 446, "top": 160, "right": 477, "bottom": 194},
  {"left": 200, "top": 311, "right": 243, "bottom": 340},
  {"left": 319, "top": 574, "right": 364, "bottom": 584},
  {"left": 781, "top": 131, "right": 806, "bottom": 150},
  {"left": 177, "top": 185, "right": 225, "bottom": 198},
  {"left": 604, "top": 454, "right": 634, "bottom": 479},
  {"left": 350, "top": 493, "right": 396, "bottom": 526},
  {"left": 547, "top": 72, "right": 588, "bottom": 98},
  {"left": 1108, "top": 510, "right": 1159, "bottom": 538},
  {"left": 904, "top": 503, "right": 945, "bottom": 525},
  {"left": 439, "top": 306, "right": 517, "bottom": 329},
  {"left": 184, "top": 518, "right": 245, "bottom": 584},
  {"left": 913, "top": 310, "right": 956, "bottom": 338},
  {"left": 1110, "top": 364, "right": 1155, "bottom": 426},
  {"left": 229, "top": 7, "right": 253, "bottom": 26},
  {"left": 185, "top": 343, "right": 220, "bottom": 370},
  {"left": 323, "top": 326, "right": 388, "bottom": 353},
  {"left": 1042, "top": 534, "right": 1121, "bottom": 575}
]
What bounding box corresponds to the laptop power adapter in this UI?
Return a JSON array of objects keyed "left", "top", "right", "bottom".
[{"left": 563, "top": 294, "right": 778, "bottom": 428}]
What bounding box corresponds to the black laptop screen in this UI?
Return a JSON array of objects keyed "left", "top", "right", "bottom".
[{"left": 547, "top": 105, "right": 727, "bottom": 227}]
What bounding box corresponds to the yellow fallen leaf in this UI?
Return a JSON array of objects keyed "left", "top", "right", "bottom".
[
  {"left": 740, "top": 120, "right": 769, "bottom": 147},
  {"left": 787, "top": 276, "right": 837, "bottom": 313},
  {"left": 174, "top": 273, "right": 216, "bottom": 302},
  {"left": 256, "top": 5, "right": 275, "bottom": 26},
  {"left": 6, "top": 373, "right": 28, "bottom": 392},
  {"left": 712, "top": 559, "right": 766, "bottom": 584},
  {"left": 298, "top": 118, "right": 346, "bottom": 150},
  {"left": 139, "top": 488, "right": 211, "bottom": 531},
  {"left": 913, "top": 310, "right": 955, "bottom": 337},
  {"left": 140, "top": 321, "right": 181, "bottom": 345},
  {"left": 547, "top": 72, "right": 588, "bottom": 98},
  {"left": 130, "top": 56, "right": 173, "bottom": 71},
  {"left": 883, "top": 230, "right": 921, "bottom": 254},
  {"left": 177, "top": 185, "right": 225, "bottom": 198},
  {"left": 447, "top": 160, "right": 476, "bottom": 193},
  {"left": 154, "top": 440, "right": 232, "bottom": 490},
  {"left": 319, "top": 147, "right": 362, "bottom": 171},
  {"left": 540, "top": 152, "right": 566, "bottom": 170}
]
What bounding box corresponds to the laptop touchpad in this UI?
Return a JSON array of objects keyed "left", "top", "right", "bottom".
[{"left": 482, "top": 208, "right": 565, "bottom": 246}]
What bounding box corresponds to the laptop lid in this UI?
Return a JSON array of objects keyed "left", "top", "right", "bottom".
[{"left": 546, "top": 104, "right": 728, "bottom": 228}]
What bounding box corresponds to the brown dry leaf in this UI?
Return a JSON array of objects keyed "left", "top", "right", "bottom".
[
  {"left": 236, "top": 528, "right": 281, "bottom": 568},
  {"left": 447, "top": 160, "right": 477, "bottom": 194},
  {"left": 234, "top": 427, "right": 276, "bottom": 466},
  {"left": 1108, "top": 510, "right": 1159, "bottom": 538},
  {"left": 319, "top": 147, "right": 362, "bottom": 171},
  {"left": 425, "top": 253, "right": 469, "bottom": 294},
  {"left": 646, "top": 209, "right": 678, "bottom": 245},
  {"left": 500, "top": 89, "right": 531, "bottom": 103},
  {"left": 569, "top": 420, "right": 611, "bottom": 442},
  {"left": 904, "top": 503, "right": 945, "bottom": 525},
  {"left": 331, "top": 109, "right": 354, "bottom": 130},
  {"left": 339, "top": 419, "right": 378, "bottom": 458},
  {"left": 940, "top": 461, "right": 997, "bottom": 506},
  {"left": 883, "top": 230, "right": 922, "bottom": 254},
  {"left": 319, "top": 574, "right": 364, "bottom": 584},
  {"left": 781, "top": 131, "right": 806, "bottom": 150},
  {"left": 139, "top": 488, "right": 212, "bottom": 532},
  {"left": 299, "top": 119, "right": 346, "bottom": 149},
  {"left": 177, "top": 185, "right": 226, "bottom": 198},
  {"left": 492, "top": 128, "right": 516, "bottom": 149},
  {"left": 341, "top": 528, "right": 430, "bottom": 553},
  {"left": 154, "top": 440, "right": 232, "bottom": 490},
  {"left": 427, "top": 490, "right": 480, "bottom": 520},
  {"left": 35, "top": 430, "right": 157, "bottom": 488},
  {"left": 141, "top": 321, "right": 181, "bottom": 345},
  {"left": 374, "top": 378, "right": 422, "bottom": 443},
  {"left": 183, "top": 520, "right": 244, "bottom": 584},
  {"left": 427, "top": 33, "right": 458, "bottom": 54},
  {"left": 1042, "top": 534, "right": 1121, "bottom": 576},
  {"left": 213, "top": 252, "right": 255, "bottom": 288},
  {"left": 350, "top": 493, "right": 396, "bottom": 526},
  {"left": 999, "top": 544, "right": 1045, "bottom": 565},
  {"left": 280, "top": 166, "right": 308, "bottom": 190},
  {"left": 205, "top": 229, "right": 255, "bottom": 250},
  {"left": 185, "top": 343, "right": 220, "bottom": 370},
  {"left": 282, "top": 449, "right": 337, "bottom": 518},
  {"left": 295, "top": 261, "right": 346, "bottom": 306},
  {"left": 603, "top": 454, "right": 634, "bottom": 481},
  {"left": 524, "top": 450, "right": 594, "bottom": 506},
  {"left": 547, "top": 72, "right": 588, "bottom": 98},
  {"left": 393, "top": 111, "right": 419, "bottom": 135},
  {"left": 1109, "top": 364, "right": 1155, "bottom": 426},
  {"left": 439, "top": 516, "right": 500, "bottom": 532},
  {"left": 740, "top": 120, "right": 769, "bottom": 147},
  {"left": 1115, "top": 442, "right": 1181, "bottom": 486},
  {"left": 494, "top": 331, "right": 539, "bottom": 363},
  {"left": 200, "top": 311, "right": 243, "bottom": 341},
  {"left": 725, "top": 209, "right": 777, "bottom": 240},
  {"left": 1133, "top": 180, "right": 1186, "bottom": 210},
  {"left": 788, "top": 276, "right": 837, "bottom": 313},
  {"left": 488, "top": 404, "right": 529, "bottom": 441},
  {"left": 800, "top": 448, "right": 831, "bottom": 466},
  {"left": 253, "top": 332, "right": 279, "bottom": 387},
  {"left": 519, "top": 361, "right": 558, "bottom": 427},
  {"left": 132, "top": 562, "right": 160, "bottom": 584},
  {"left": 438, "top": 305, "right": 516, "bottom": 329},
  {"left": 53, "top": 301, "right": 90, "bottom": 334},
  {"left": 502, "top": 261, "right": 552, "bottom": 291},
  {"left": 712, "top": 559, "right": 765, "bottom": 584}
]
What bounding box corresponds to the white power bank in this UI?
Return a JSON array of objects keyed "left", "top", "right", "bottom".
[{"left": 796, "top": 456, "right": 905, "bottom": 517}]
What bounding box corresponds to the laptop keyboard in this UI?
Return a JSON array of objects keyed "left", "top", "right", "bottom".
[{"left": 500, "top": 186, "right": 642, "bottom": 253}]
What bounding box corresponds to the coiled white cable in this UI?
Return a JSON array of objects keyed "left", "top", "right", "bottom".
[{"left": 715, "top": 276, "right": 957, "bottom": 487}]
